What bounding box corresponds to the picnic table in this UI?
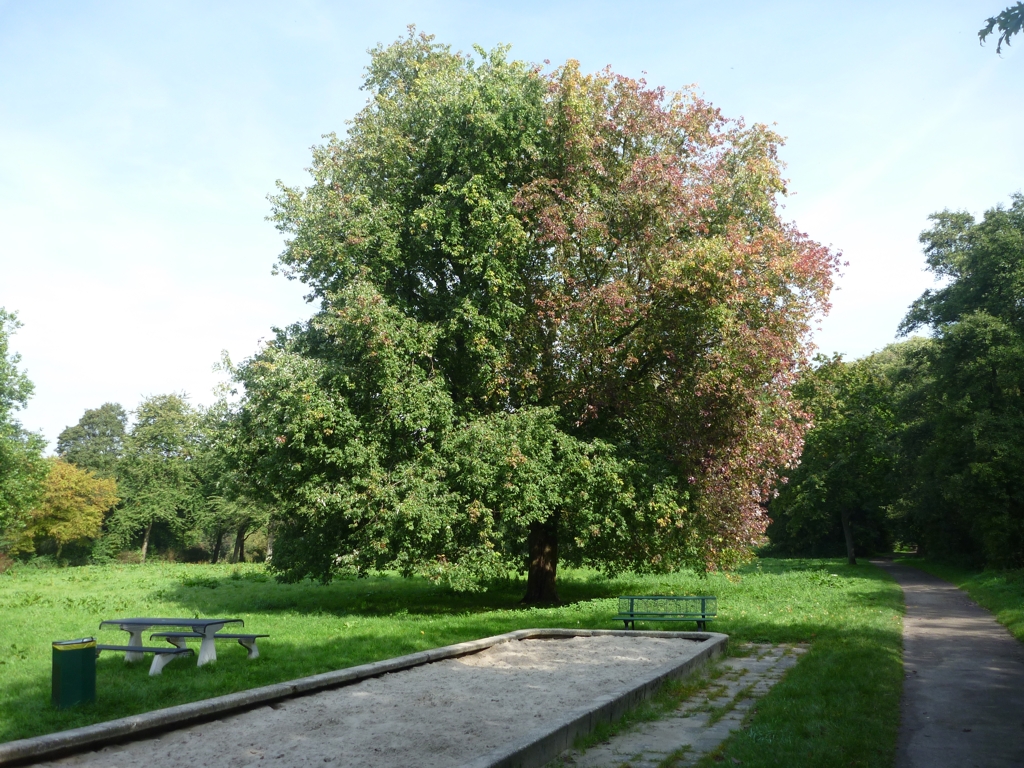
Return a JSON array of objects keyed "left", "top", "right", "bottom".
[{"left": 99, "top": 618, "right": 243, "bottom": 666}]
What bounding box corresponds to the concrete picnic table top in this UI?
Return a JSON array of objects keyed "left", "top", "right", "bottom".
[{"left": 99, "top": 618, "right": 244, "bottom": 666}]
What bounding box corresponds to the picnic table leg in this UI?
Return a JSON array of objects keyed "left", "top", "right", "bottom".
[
  {"left": 122, "top": 625, "right": 146, "bottom": 663},
  {"left": 196, "top": 622, "right": 225, "bottom": 666},
  {"left": 238, "top": 637, "right": 260, "bottom": 660}
]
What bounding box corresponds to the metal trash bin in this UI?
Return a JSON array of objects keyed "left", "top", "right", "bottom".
[{"left": 52, "top": 637, "right": 96, "bottom": 709}]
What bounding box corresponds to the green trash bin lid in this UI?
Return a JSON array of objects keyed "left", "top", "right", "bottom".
[{"left": 53, "top": 637, "right": 96, "bottom": 650}]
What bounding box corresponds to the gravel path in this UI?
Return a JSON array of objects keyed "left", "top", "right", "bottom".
[
  {"left": 873, "top": 560, "right": 1024, "bottom": 768},
  {"left": 40, "top": 635, "right": 704, "bottom": 768}
]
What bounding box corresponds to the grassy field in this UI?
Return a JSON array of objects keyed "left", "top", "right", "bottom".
[
  {"left": 896, "top": 557, "right": 1024, "bottom": 643},
  {"left": 0, "top": 558, "right": 904, "bottom": 767}
]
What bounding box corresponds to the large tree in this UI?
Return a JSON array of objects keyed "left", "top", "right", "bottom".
[
  {"left": 0, "top": 309, "right": 47, "bottom": 548},
  {"left": 236, "top": 31, "right": 838, "bottom": 600},
  {"left": 108, "top": 393, "right": 202, "bottom": 561},
  {"left": 56, "top": 403, "right": 127, "bottom": 479},
  {"left": 766, "top": 347, "right": 919, "bottom": 563},
  {"left": 193, "top": 394, "right": 272, "bottom": 564},
  {"left": 897, "top": 195, "right": 1024, "bottom": 567}
]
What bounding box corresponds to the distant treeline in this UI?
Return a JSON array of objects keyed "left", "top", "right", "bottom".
[
  {"left": 768, "top": 195, "right": 1024, "bottom": 569},
  {"left": 0, "top": 376, "right": 271, "bottom": 567}
]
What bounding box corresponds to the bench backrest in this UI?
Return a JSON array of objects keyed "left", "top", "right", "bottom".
[{"left": 617, "top": 595, "right": 717, "bottom": 616}]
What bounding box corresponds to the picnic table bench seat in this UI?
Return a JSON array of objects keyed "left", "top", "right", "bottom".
[
  {"left": 613, "top": 595, "right": 717, "bottom": 630},
  {"left": 150, "top": 631, "right": 270, "bottom": 659},
  {"left": 95, "top": 644, "right": 194, "bottom": 676}
]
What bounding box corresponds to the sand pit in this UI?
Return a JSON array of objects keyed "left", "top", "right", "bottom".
[{"left": 39, "top": 634, "right": 711, "bottom": 768}]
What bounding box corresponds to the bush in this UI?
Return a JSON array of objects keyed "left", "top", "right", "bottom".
[{"left": 178, "top": 545, "right": 211, "bottom": 563}]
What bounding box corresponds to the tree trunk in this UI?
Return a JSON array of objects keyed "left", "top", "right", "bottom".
[
  {"left": 265, "top": 524, "right": 275, "bottom": 564},
  {"left": 210, "top": 528, "right": 224, "bottom": 564},
  {"left": 522, "top": 520, "right": 559, "bottom": 603},
  {"left": 841, "top": 509, "right": 857, "bottom": 565},
  {"left": 232, "top": 522, "right": 249, "bottom": 563},
  {"left": 141, "top": 521, "right": 153, "bottom": 562}
]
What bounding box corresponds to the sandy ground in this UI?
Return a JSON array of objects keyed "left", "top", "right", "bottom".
[{"left": 43, "top": 635, "right": 702, "bottom": 768}]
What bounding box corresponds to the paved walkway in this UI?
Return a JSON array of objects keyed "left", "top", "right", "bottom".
[
  {"left": 873, "top": 560, "right": 1024, "bottom": 768},
  {"left": 550, "top": 644, "right": 805, "bottom": 767}
]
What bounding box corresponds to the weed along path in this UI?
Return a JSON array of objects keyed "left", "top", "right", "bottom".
[
  {"left": 873, "top": 560, "right": 1024, "bottom": 768},
  {"left": 31, "top": 633, "right": 718, "bottom": 768}
]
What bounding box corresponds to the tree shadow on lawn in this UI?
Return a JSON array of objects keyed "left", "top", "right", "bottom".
[
  {"left": 153, "top": 569, "right": 643, "bottom": 620},
  {"left": 149, "top": 558, "right": 903, "bottom": 646}
]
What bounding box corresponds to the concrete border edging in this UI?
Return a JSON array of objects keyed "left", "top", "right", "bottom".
[
  {"left": 461, "top": 630, "right": 727, "bottom": 768},
  {"left": 0, "top": 628, "right": 726, "bottom": 768}
]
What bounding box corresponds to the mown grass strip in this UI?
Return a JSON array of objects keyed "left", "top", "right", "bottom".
[
  {"left": 692, "top": 561, "right": 904, "bottom": 768},
  {"left": 0, "top": 557, "right": 903, "bottom": 768}
]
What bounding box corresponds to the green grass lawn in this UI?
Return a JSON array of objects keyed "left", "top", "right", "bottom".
[
  {"left": 895, "top": 557, "right": 1024, "bottom": 643},
  {"left": 0, "top": 558, "right": 904, "bottom": 767}
]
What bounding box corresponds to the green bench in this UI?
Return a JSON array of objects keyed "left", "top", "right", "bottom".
[{"left": 613, "top": 595, "right": 717, "bottom": 630}]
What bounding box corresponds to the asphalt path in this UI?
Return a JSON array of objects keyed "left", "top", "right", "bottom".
[{"left": 873, "top": 560, "right": 1024, "bottom": 768}]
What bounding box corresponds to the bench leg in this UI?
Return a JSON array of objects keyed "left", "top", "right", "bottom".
[
  {"left": 164, "top": 637, "right": 187, "bottom": 649},
  {"left": 149, "top": 654, "right": 183, "bottom": 676},
  {"left": 697, "top": 620, "right": 705, "bottom": 631},
  {"left": 238, "top": 638, "right": 260, "bottom": 660}
]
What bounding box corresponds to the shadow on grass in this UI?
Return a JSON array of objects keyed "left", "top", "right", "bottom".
[{"left": 154, "top": 570, "right": 641, "bottom": 620}]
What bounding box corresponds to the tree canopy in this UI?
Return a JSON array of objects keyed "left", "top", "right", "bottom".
[
  {"left": 235, "top": 31, "right": 838, "bottom": 599},
  {"left": 9, "top": 459, "right": 118, "bottom": 558},
  {"left": 897, "top": 195, "right": 1024, "bottom": 566},
  {"left": 766, "top": 345, "right": 918, "bottom": 562},
  {"left": 769, "top": 194, "right": 1024, "bottom": 569},
  {"left": 108, "top": 393, "right": 202, "bottom": 561},
  {"left": 56, "top": 403, "right": 127, "bottom": 479},
  {"left": 0, "top": 309, "right": 47, "bottom": 547},
  {"left": 980, "top": 3, "right": 1024, "bottom": 52}
]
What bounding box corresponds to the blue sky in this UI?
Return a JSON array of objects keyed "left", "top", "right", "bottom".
[{"left": 1, "top": 1, "right": 1021, "bottom": 447}]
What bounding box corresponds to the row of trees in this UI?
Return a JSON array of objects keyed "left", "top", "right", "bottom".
[
  {"left": 0, "top": 349, "right": 271, "bottom": 565},
  {"left": 769, "top": 194, "right": 1024, "bottom": 569},
  {"left": 62, "top": 394, "right": 271, "bottom": 564}
]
